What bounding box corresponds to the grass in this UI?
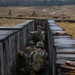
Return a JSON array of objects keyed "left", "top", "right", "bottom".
[
  {"left": 0, "top": 6, "right": 75, "bottom": 20},
  {"left": 57, "top": 22, "right": 75, "bottom": 38},
  {"left": 0, "top": 6, "right": 75, "bottom": 37},
  {"left": 0, "top": 18, "right": 75, "bottom": 39},
  {"left": 0, "top": 18, "right": 26, "bottom": 27}
]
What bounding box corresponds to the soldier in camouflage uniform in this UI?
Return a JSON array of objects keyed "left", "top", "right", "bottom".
[
  {"left": 28, "top": 25, "right": 45, "bottom": 43},
  {"left": 18, "top": 41, "right": 35, "bottom": 57},
  {"left": 18, "top": 41, "right": 36, "bottom": 75},
  {"left": 25, "top": 41, "right": 36, "bottom": 54},
  {"left": 29, "top": 41, "right": 48, "bottom": 75}
]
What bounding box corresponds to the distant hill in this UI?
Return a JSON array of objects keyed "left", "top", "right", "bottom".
[{"left": 0, "top": 0, "right": 75, "bottom": 6}]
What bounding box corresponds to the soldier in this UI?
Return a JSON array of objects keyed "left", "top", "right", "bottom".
[
  {"left": 18, "top": 41, "right": 35, "bottom": 57},
  {"left": 18, "top": 41, "right": 36, "bottom": 75},
  {"left": 28, "top": 25, "right": 45, "bottom": 43},
  {"left": 29, "top": 41, "right": 48, "bottom": 75},
  {"left": 25, "top": 41, "right": 36, "bottom": 54}
]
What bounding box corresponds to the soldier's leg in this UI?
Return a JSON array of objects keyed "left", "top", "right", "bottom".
[{"left": 30, "top": 70, "right": 35, "bottom": 75}]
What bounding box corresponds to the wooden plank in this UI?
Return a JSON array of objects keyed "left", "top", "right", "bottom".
[
  {"left": 0, "top": 43, "right": 1, "bottom": 75},
  {"left": 55, "top": 40, "right": 75, "bottom": 45},
  {"left": 48, "top": 20, "right": 55, "bottom": 22},
  {"left": 55, "top": 44, "right": 75, "bottom": 50},
  {"left": 0, "top": 19, "right": 34, "bottom": 75},
  {"left": 59, "top": 64, "right": 75, "bottom": 70},
  {"left": 57, "top": 54, "right": 75, "bottom": 58},
  {"left": 0, "top": 36, "right": 7, "bottom": 40},
  {"left": 57, "top": 58, "right": 75, "bottom": 61},
  {"left": 53, "top": 36, "right": 72, "bottom": 38},
  {"left": 0, "top": 43, "right": 4, "bottom": 75},
  {"left": 49, "top": 23, "right": 57, "bottom": 26},
  {"left": 54, "top": 38, "right": 75, "bottom": 42},
  {"left": 50, "top": 26, "right": 63, "bottom": 31},
  {"left": 56, "top": 48, "right": 75, "bottom": 51},
  {"left": 57, "top": 54, "right": 75, "bottom": 60},
  {"left": 0, "top": 30, "right": 16, "bottom": 36},
  {"left": 52, "top": 30, "right": 66, "bottom": 33},
  {"left": 56, "top": 60, "right": 75, "bottom": 67},
  {"left": 57, "top": 52, "right": 75, "bottom": 54},
  {"left": 54, "top": 38, "right": 74, "bottom": 45},
  {"left": 0, "top": 30, "right": 18, "bottom": 42},
  {"left": 55, "top": 59, "right": 67, "bottom": 65},
  {"left": 0, "top": 20, "right": 33, "bottom": 30},
  {"left": 66, "top": 61, "right": 75, "bottom": 67}
]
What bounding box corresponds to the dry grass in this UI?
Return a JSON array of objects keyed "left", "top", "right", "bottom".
[
  {"left": 0, "top": 18, "right": 26, "bottom": 27},
  {"left": 0, "top": 5, "right": 75, "bottom": 19},
  {"left": 57, "top": 22, "right": 75, "bottom": 38}
]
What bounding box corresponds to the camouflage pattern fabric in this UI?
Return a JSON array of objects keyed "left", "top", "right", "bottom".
[
  {"left": 25, "top": 45, "right": 36, "bottom": 54},
  {"left": 26, "top": 46, "right": 34, "bottom": 54},
  {"left": 29, "top": 30, "right": 45, "bottom": 42},
  {"left": 29, "top": 50, "right": 48, "bottom": 72},
  {"left": 35, "top": 31, "right": 45, "bottom": 42},
  {"left": 18, "top": 46, "right": 36, "bottom": 75},
  {"left": 22, "top": 46, "right": 36, "bottom": 74}
]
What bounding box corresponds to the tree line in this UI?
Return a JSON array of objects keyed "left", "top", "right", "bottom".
[{"left": 0, "top": 0, "right": 75, "bottom": 6}]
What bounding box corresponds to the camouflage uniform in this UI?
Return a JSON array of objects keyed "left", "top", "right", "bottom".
[
  {"left": 35, "top": 30, "right": 45, "bottom": 42},
  {"left": 29, "top": 25, "right": 45, "bottom": 42},
  {"left": 29, "top": 41, "right": 48, "bottom": 75},
  {"left": 18, "top": 41, "right": 36, "bottom": 75},
  {"left": 25, "top": 41, "right": 36, "bottom": 54},
  {"left": 18, "top": 50, "right": 29, "bottom": 75}
]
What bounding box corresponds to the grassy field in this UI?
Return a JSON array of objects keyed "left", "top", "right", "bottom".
[
  {"left": 0, "top": 5, "right": 75, "bottom": 19},
  {"left": 0, "top": 18, "right": 26, "bottom": 27},
  {"left": 57, "top": 22, "right": 75, "bottom": 38},
  {"left": 0, "top": 6, "right": 75, "bottom": 37}
]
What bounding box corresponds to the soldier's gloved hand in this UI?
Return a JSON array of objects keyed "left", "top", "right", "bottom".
[{"left": 18, "top": 50, "right": 24, "bottom": 56}]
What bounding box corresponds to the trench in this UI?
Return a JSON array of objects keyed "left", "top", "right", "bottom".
[
  {"left": 17, "top": 20, "right": 51, "bottom": 75},
  {"left": 0, "top": 19, "right": 56, "bottom": 75}
]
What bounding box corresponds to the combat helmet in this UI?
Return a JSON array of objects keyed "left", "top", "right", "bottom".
[
  {"left": 36, "top": 41, "right": 44, "bottom": 48},
  {"left": 29, "top": 41, "right": 34, "bottom": 45},
  {"left": 37, "top": 25, "right": 41, "bottom": 29}
]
